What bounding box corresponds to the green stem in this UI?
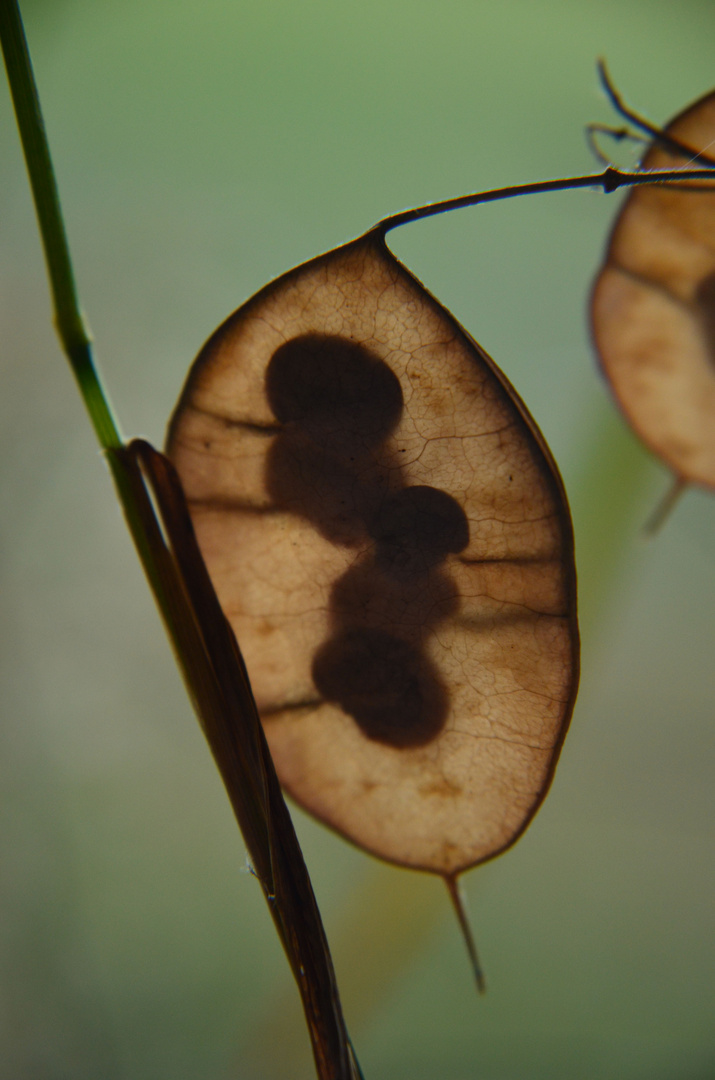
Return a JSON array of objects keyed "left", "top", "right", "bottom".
[{"left": 0, "top": 0, "right": 121, "bottom": 450}]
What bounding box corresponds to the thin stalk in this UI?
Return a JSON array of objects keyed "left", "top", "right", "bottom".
[
  {"left": 444, "top": 874, "right": 485, "bottom": 995},
  {"left": 596, "top": 59, "right": 715, "bottom": 166},
  {"left": 378, "top": 165, "right": 715, "bottom": 235},
  {"left": 0, "top": 0, "right": 121, "bottom": 450}
]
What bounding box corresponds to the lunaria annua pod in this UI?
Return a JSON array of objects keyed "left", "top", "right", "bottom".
[
  {"left": 593, "top": 89, "right": 715, "bottom": 489},
  {"left": 167, "top": 228, "right": 579, "bottom": 878}
]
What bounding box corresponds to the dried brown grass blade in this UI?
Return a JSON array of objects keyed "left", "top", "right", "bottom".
[{"left": 124, "top": 440, "right": 357, "bottom": 1080}]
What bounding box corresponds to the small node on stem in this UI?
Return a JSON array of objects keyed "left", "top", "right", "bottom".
[{"left": 602, "top": 167, "right": 623, "bottom": 193}]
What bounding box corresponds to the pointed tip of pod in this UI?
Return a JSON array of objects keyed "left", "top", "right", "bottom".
[{"left": 444, "top": 874, "right": 486, "bottom": 994}]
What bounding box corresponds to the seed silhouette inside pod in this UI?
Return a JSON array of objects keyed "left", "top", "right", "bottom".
[
  {"left": 166, "top": 228, "right": 578, "bottom": 878},
  {"left": 592, "top": 89, "right": 715, "bottom": 488}
]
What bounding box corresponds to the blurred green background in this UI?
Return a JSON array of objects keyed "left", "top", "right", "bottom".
[{"left": 1, "top": 1, "right": 715, "bottom": 1077}]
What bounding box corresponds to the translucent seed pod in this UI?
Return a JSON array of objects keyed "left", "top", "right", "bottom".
[
  {"left": 167, "top": 228, "right": 579, "bottom": 884},
  {"left": 592, "top": 90, "right": 715, "bottom": 489}
]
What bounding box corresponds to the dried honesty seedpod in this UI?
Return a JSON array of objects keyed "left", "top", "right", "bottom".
[
  {"left": 167, "top": 222, "right": 579, "bottom": 920},
  {"left": 592, "top": 82, "right": 715, "bottom": 490}
]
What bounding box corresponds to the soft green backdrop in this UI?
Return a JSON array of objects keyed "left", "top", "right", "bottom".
[{"left": 1, "top": 2, "right": 714, "bottom": 1077}]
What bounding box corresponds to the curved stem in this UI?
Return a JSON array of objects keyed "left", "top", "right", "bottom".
[{"left": 378, "top": 165, "right": 715, "bottom": 235}]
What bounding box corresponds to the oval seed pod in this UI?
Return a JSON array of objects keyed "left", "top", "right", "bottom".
[
  {"left": 166, "top": 228, "right": 578, "bottom": 878},
  {"left": 592, "top": 90, "right": 715, "bottom": 488}
]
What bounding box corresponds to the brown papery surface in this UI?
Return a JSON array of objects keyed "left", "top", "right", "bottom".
[
  {"left": 167, "top": 230, "right": 578, "bottom": 876},
  {"left": 592, "top": 91, "right": 715, "bottom": 488}
]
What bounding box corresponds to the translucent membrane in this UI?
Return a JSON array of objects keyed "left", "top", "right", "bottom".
[
  {"left": 592, "top": 91, "right": 715, "bottom": 488},
  {"left": 167, "top": 229, "right": 578, "bottom": 877}
]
